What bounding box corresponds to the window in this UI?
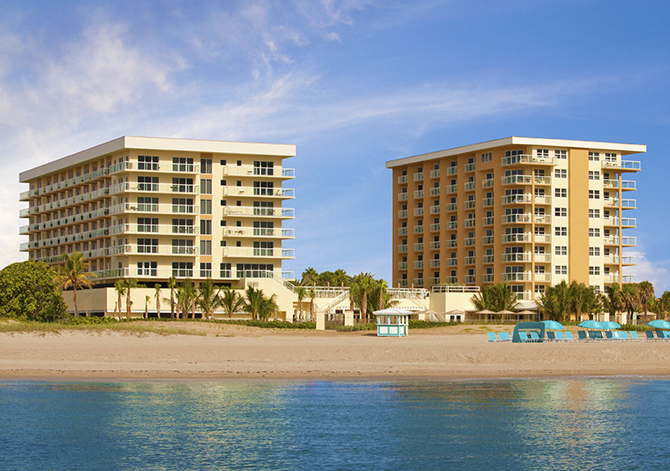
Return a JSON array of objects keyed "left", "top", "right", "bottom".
[
  {"left": 555, "top": 265, "right": 567, "bottom": 275},
  {"left": 200, "top": 219, "right": 212, "bottom": 235},
  {"left": 137, "top": 217, "right": 158, "bottom": 233},
  {"left": 172, "top": 177, "right": 194, "bottom": 193},
  {"left": 172, "top": 262, "right": 193, "bottom": 278},
  {"left": 555, "top": 150, "right": 567, "bottom": 159},
  {"left": 555, "top": 188, "right": 567, "bottom": 198},
  {"left": 588, "top": 171, "right": 600, "bottom": 180},
  {"left": 137, "top": 238, "right": 158, "bottom": 254},
  {"left": 589, "top": 228, "right": 601, "bottom": 237},
  {"left": 172, "top": 239, "right": 194, "bottom": 254},
  {"left": 220, "top": 263, "right": 232, "bottom": 278},
  {"left": 138, "top": 155, "right": 159, "bottom": 170},
  {"left": 555, "top": 227, "right": 567, "bottom": 236},
  {"left": 200, "top": 262, "right": 212, "bottom": 278},
  {"left": 201, "top": 158, "right": 213, "bottom": 174},
  {"left": 589, "top": 209, "right": 600, "bottom": 218},
  {"left": 589, "top": 190, "right": 600, "bottom": 199},
  {"left": 172, "top": 198, "right": 194, "bottom": 213},
  {"left": 200, "top": 179, "right": 212, "bottom": 194},
  {"left": 554, "top": 207, "right": 567, "bottom": 217},
  {"left": 172, "top": 218, "right": 194, "bottom": 234},
  {"left": 605, "top": 153, "right": 617, "bottom": 162},
  {"left": 200, "top": 240, "right": 212, "bottom": 255},
  {"left": 481, "top": 152, "right": 492, "bottom": 163},
  {"left": 589, "top": 266, "right": 601, "bottom": 275},
  {"left": 536, "top": 149, "right": 549, "bottom": 157},
  {"left": 137, "top": 261, "right": 157, "bottom": 276},
  {"left": 589, "top": 247, "right": 601, "bottom": 256},
  {"left": 137, "top": 176, "right": 158, "bottom": 191},
  {"left": 253, "top": 181, "right": 274, "bottom": 196},
  {"left": 220, "top": 159, "right": 227, "bottom": 166},
  {"left": 201, "top": 199, "right": 212, "bottom": 215},
  {"left": 253, "top": 161, "right": 275, "bottom": 176},
  {"left": 588, "top": 152, "right": 600, "bottom": 161},
  {"left": 554, "top": 169, "right": 567, "bottom": 179},
  {"left": 173, "top": 157, "right": 194, "bottom": 172}
]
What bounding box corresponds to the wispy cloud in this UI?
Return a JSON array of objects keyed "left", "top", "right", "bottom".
[{"left": 624, "top": 250, "right": 670, "bottom": 294}]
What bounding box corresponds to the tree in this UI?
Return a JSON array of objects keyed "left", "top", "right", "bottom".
[
  {"left": 154, "top": 284, "right": 162, "bottom": 319},
  {"left": 301, "top": 267, "right": 319, "bottom": 286},
  {"left": 308, "top": 287, "right": 316, "bottom": 322},
  {"left": 0, "top": 260, "right": 67, "bottom": 322},
  {"left": 114, "top": 280, "right": 125, "bottom": 319},
  {"left": 350, "top": 272, "right": 376, "bottom": 324},
  {"left": 177, "top": 280, "right": 196, "bottom": 319},
  {"left": 244, "top": 286, "right": 266, "bottom": 320},
  {"left": 167, "top": 276, "right": 178, "bottom": 319},
  {"left": 123, "top": 278, "right": 138, "bottom": 319},
  {"left": 197, "top": 279, "right": 221, "bottom": 320},
  {"left": 295, "top": 286, "right": 306, "bottom": 322},
  {"left": 144, "top": 295, "right": 150, "bottom": 319},
  {"left": 602, "top": 283, "right": 624, "bottom": 320},
  {"left": 638, "top": 281, "right": 655, "bottom": 314},
  {"left": 54, "top": 252, "right": 96, "bottom": 317},
  {"left": 220, "top": 287, "right": 244, "bottom": 318},
  {"left": 621, "top": 283, "right": 640, "bottom": 322},
  {"left": 471, "top": 282, "right": 519, "bottom": 318},
  {"left": 259, "top": 293, "right": 278, "bottom": 321},
  {"left": 658, "top": 291, "right": 670, "bottom": 320}
]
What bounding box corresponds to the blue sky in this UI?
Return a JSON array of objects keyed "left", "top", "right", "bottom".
[{"left": 3, "top": 0, "right": 670, "bottom": 292}]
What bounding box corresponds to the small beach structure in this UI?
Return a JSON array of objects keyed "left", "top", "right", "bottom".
[{"left": 373, "top": 308, "right": 411, "bottom": 337}]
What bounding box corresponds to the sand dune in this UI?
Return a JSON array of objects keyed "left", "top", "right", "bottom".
[{"left": 1, "top": 324, "right": 670, "bottom": 380}]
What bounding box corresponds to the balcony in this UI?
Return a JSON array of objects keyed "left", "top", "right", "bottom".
[
  {"left": 414, "top": 261, "right": 424, "bottom": 269},
  {"left": 464, "top": 163, "right": 475, "bottom": 172},
  {"left": 604, "top": 255, "right": 637, "bottom": 265},
  {"left": 535, "top": 234, "right": 551, "bottom": 243},
  {"left": 429, "top": 187, "right": 440, "bottom": 196},
  {"left": 398, "top": 175, "right": 408, "bottom": 184},
  {"left": 221, "top": 186, "right": 295, "bottom": 199},
  {"left": 429, "top": 169, "right": 440, "bottom": 178},
  {"left": 501, "top": 154, "right": 556, "bottom": 166},
  {"left": 622, "top": 274, "right": 637, "bottom": 283},
  {"left": 398, "top": 262, "right": 408, "bottom": 270},
  {"left": 535, "top": 253, "right": 551, "bottom": 263},
  {"left": 414, "top": 172, "right": 424, "bottom": 181},
  {"left": 502, "top": 194, "right": 532, "bottom": 205},
  {"left": 515, "top": 291, "right": 535, "bottom": 301},
  {"left": 482, "top": 255, "right": 494, "bottom": 264},
  {"left": 429, "top": 205, "right": 440, "bottom": 214},
  {"left": 464, "top": 182, "right": 476, "bottom": 191},
  {"left": 446, "top": 258, "right": 458, "bottom": 266},
  {"left": 464, "top": 275, "right": 476, "bottom": 284},
  {"left": 482, "top": 236, "right": 495, "bottom": 245},
  {"left": 601, "top": 160, "right": 641, "bottom": 172},
  {"left": 501, "top": 272, "right": 532, "bottom": 282},
  {"left": 414, "top": 190, "right": 424, "bottom": 198},
  {"left": 113, "top": 203, "right": 198, "bottom": 215},
  {"left": 446, "top": 221, "right": 457, "bottom": 230},
  {"left": 430, "top": 241, "right": 440, "bottom": 250},
  {"left": 398, "top": 210, "right": 408, "bottom": 218},
  {"left": 109, "top": 224, "right": 200, "bottom": 236},
  {"left": 603, "top": 236, "right": 637, "bottom": 246},
  {"left": 429, "top": 277, "right": 441, "bottom": 286},
  {"left": 222, "top": 247, "right": 295, "bottom": 259},
  {"left": 464, "top": 238, "right": 476, "bottom": 247},
  {"left": 19, "top": 225, "right": 30, "bottom": 235},
  {"left": 603, "top": 217, "right": 636, "bottom": 227},
  {"left": 429, "top": 259, "right": 440, "bottom": 268},
  {"left": 222, "top": 228, "right": 295, "bottom": 239},
  {"left": 502, "top": 233, "right": 532, "bottom": 243},
  {"left": 445, "top": 240, "right": 458, "bottom": 248},
  {"left": 446, "top": 203, "right": 458, "bottom": 212},
  {"left": 603, "top": 179, "right": 636, "bottom": 190},
  {"left": 482, "top": 179, "right": 494, "bottom": 188},
  {"left": 502, "top": 213, "right": 552, "bottom": 225},
  {"left": 502, "top": 253, "right": 532, "bottom": 262},
  {"left": 414, "top": 225, "right": 424, "bottom": 234},
  {"left": 413, "top": 278, "right": 424, "bottom": 287},
  {"left": 464, "top": 200, "right": 476, "bottom": 209},
  {"left": 535, "top": 195, "right": 551, "bottom": 205},
  {"left": 482, "top": 198, "right": 494, "bottom": 207},
  {"left": 398, "top": 227, "right": 408, "bottom": 236},
  {"left": 413, "top": 243, "right": 424, "bottom": 251},
  {"left": 534, "top": 273, "right": 552, "bottom": 282},
  {"left": 482, "top": 274, "right": 495, "bottom": 283},
  {"left": 464, "top": 219, "right": 476, "bottom": 228},
  {"left": 446, "top": 166, "right": 457, "bottom": 175},
  {"left": 446, "top": 276, "right": 458, "bottom": 284},
  {"left": 446, "top": 184, "right": 458, "bottom": 194},
  {"left": 19, "top": 208, "right": 30, "bottom": 218},
  {"left": 398, "top": 193, "right": 408, "bottom": 201},
  {"left": 19, "top": 190, "right": 31, "bottom": 201},
  {"left": 398, "top": 245, "right": 408, "bottom": 253},
  {"left": 430, "top": 223, "right": 440, "bottom": 232},
  {"left": 398, "top": 279, "right": 408, "bottom": 287},
  {"left": 464, "top": 257, "right": 476, "bottom": 265},
  {"left": 223, "top": 206, "right": 295, "bottom": 219},
  {"left": 414, "top": 207, "right": 424, "bottom": 216},
  {"left": 482, "top": 217, "right": 494, "bottom": 226}
]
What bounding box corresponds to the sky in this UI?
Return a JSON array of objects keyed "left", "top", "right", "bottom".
[{"left": 2, "top": 0, "right": 670, "bottom": 292}]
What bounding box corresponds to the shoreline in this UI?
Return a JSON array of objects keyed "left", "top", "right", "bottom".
[{"left": 2, "top": 324, "right": 670, "bottom": 380}]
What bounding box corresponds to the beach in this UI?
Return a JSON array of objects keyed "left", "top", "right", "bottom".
[{"left": 1, "top": 323, "right": 670, "bottom": 380}]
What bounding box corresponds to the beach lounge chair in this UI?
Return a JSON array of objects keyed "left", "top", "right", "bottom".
[
  {"left": 594, "top": 331, "right": 605, "bottom": 340},
  {"left": 629, "top": 331, "right": 640, "bottom": 340},
  {"left": 645, "top": 330, "right": 655, "bottom": 340},
  {"left": 588, "top": 330, "right": 598, "bottom": 340},
  {"left": 578, "top": 331, "right": 588, "bottom": 340},
  {"left": 564, "top": 331, "right": 575, "bottom": 341},
  {"left": 488, "top": 332, "right": 498, "bottom": 342},
  {"left": 656, "top": 330, "right": 670, "bottom": 340},
  {"left": 518, "top": 331, "right": 530, "bottom": 343},
  {"left": 555, "top": 331, "right": 566, "bottom": 341},
  {"left": 606, "top": 331, "right": 614, "bottom": 339},
  {"left": 617, "top": 331, "right": 629, "bottom": 340},
  {"left": 529, "top": 331, "right": 541, "bottom": 342},
  {"left": 547, "top": 331, "right": 556, "bottom": 341},
  {"left": 499, "top": 332, "right": 512, "bottom": 342}
]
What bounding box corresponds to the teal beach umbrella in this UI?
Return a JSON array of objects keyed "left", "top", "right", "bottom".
[
  {"left": 648, "top": 320, "right": 670, "bottom": 330},
  {"left": 543, "top": 320, "right": 564, "bottom": 330},
  {"left": 578, "top": 320, "right": 603, "bottom": 330}
]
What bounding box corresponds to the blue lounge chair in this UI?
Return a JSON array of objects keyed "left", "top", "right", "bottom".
[
  {"left": 529, "top": 331, "right": 541, "bottom": 342},
  {"left": 488, "top": 332, "right": 497, "bottom": 342},
  {"left": 578, "top": 331, "right": 588, "bottom": 340},
  {"left": 588, "top": 330, "right": 598, "bottom": 340},
  {"left": 555, "top": 331, "right": 566, "bottom": 341},
  {"left": 617, "top": 331, "right": 629, "bottom": 340},
  {"left": 547, "top": 331, "right": 556, "bottom": 341},
  {"left": 606, "top": 331, "right": 614, "bottom": 339},
  {"left": 518, "top": 331, "right": 529, "bottom": 343},
  {"left": 564, "top": 331, "right": 575, "bottom": 341},
  {"left": 657, "top": 330, "right": 670, "bottom": 340},
  {"left": 499, "top": 332, "right": 512, "bottom": 342},
  {"left": 629, "top": 331, "right": 640, "bottom": 340},
  {"left": 646, "top": 330, "right": 655, "bottom": 340},
  {"left": 594, "top": 331, "right": 605, "bottom": 340}
]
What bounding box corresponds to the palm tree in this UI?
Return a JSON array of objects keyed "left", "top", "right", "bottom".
[
  {"left": 197, "top": 279, "right": 221, "bottom": 320},
  {"left": 154, "top": 284, "right": 162, "bottom": 319},
  {"left": 295, "top": 286, "right": 306, "bottom": 322},
  {"left": 638, "top": 281, "right": 655, "bottom": 315},
  {"left": 308, "top": 287, "right": 316, "bottom": 322},
  {"left": 167, "top": 276, "right": 178, "bottom": 319},
  {"left": 658, "top": 291, "right": 670, "bottom": 320},
  {"left": 114, "top": 280, "right": 125, "bottom": 319},
  {"left": 301, "top": 267, "right": 319, "bottom": 286},
  {"left": 537, "top": 281, "right": 571, "bottom": 322},
  {"left": 244, "top": 286, "right": 266, "bottom": 320},
  {"left": 350, "top": 272, "right": 375, "bottom": 324},
  {"left": 124, "top": 278, "right": 138, "bottom": 319},
  {"left": 177, "top": 280, "right": 196, "bottom": 319},
  {"left": 258, "top": 293, "right": 278, "bottom": 321},
  {"left": 144, "top": 295, "right": 150, "bottom": 319},
  {"left": 55, "top": 251, "right": 96, "bottom": 317},
  {"left": 621, "top": 283, "right": 640, "bottom": 322},
  {"left": 471, "top": 282, "right": 519, "bottom": 319},
  {"left": 220, "top": 287, "right": 244, "bottom": 318},
  {"left": 601, "top": 283, "right": 625, "bottom": 321}
]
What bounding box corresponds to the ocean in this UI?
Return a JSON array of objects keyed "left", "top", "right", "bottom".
[{"left": 0, "top": 378, "right": 668, "bottom": 470}]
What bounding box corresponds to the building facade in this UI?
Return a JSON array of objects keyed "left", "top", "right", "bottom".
[
  {"left": 19, "top": 136, "right": 296, "bottom": 287},
  {"left": 386, "top": 137, "right": 645, "bottom": 302}
]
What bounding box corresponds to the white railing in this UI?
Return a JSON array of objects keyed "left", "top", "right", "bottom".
[
  {"left": 223, "top": 206, "right": 295, "bottom": 218},
  {"left": 501, "top": 154, "right": 556, "bottom": 166},
  {"left": 432, "top": 285, "right": 480, "bottom": 293}
]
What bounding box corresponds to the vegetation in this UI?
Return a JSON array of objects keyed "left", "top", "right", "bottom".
[
  {"left": 0, "top": 260, "right": 67, "bottom": 322},
  {"left": 220, "top": 287, "right": 245, "bottom": 318},
  {"left": 243, "top": 286, "right": 278, "bottom": 321},
  {"left": 54, "top": 251, "right": 96, "bottom": 317},
  {"left": 537, "top": 281, "right": 600, "bottom": 322},
  {"left": 471, "top": 282, "right": 519, "bottom": 316},
  {"left": 300, "top": 268, "right": 350, "bottom": 287},
  {"left": 196, "top": 279, "right": 222, "bottom": 320}
]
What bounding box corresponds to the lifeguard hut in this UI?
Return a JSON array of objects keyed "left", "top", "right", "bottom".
[{"left": 373, "top": 308, "right": 411, "bottom": 337}]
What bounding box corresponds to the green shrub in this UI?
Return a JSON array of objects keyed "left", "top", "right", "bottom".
[
  {"left": 618, "top": 324, "right": 650, "bottom": 331},
  {"left": 335, "top": 324, "right": 376, "bottom": 332},
  {"left": 408, "top": 320, "right": 460, "bottom": 329},
  {"left": 216, "top": 319, "right": 316, "bottom": 329}
]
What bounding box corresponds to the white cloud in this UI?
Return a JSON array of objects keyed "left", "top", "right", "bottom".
[{"left": 623, "top": 250, "right": 670, "bottom": 294}]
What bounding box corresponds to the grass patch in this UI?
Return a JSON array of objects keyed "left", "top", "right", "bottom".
[
  {"left": 0, "top": 320, "right": 205, "bottom": 336},
  {"left": 215, "top": 320, "right": 316, "bottom": 329},
  {"left": 335, "top": 324, "right": 376, "bottom": 332},
  {"left": 408, "top": 320, "right": 461, "bottom": 329}
]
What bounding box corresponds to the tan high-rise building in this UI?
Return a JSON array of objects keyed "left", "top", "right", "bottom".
[
  {"left": 386, "top": 137, "right": 645, "bottom": 302},
  {"left": 19, "top": 136, "right": 296, "bottom": 286}
]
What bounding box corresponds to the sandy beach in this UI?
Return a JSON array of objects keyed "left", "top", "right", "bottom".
[{"left": 1, "top": 323, "right": 670, "bottom": 380}]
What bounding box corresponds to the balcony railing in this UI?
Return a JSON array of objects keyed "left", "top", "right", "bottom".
[
  {"left": 414, "top": 190, "right": 424, "bottom": 198},
  {"left": 221, "top": 186, "right": 295, "bottom": 199},
  {"left": 414, "top": 172, "right": 424, "bottom": 181},
  {"left": 446, "top": 258, "right": 458, "bottom": 266},
  {"left": 414, "top": 207, "right": 424, "bottom": 216},
  {"left": 482, "top": 236, "right": 495, "bottom": 245},
  {"left": 398, "top": 227, "right": 408, "bottom": 235},
  {"left": 464, "top": 275, "right": 476, "bottom": 284},
  {"left": 502, "top": 233, "right": 532, "bottom": 243},
  {"left": 446, "top": 184, "right": 458, "bottom": 194},
  {"left": 414, "top": 261, "right": 424, "bottom": 269},
  {"left": 464, "top": 200, "right": 476, "bottom": 209},
  {"left": 464, "top": 163, "right": 475, "bottom": 172},
  {"left": 501, "top": 154, "right": 556, "bottom": 166},
  {"left": 502, "top": 253, "right": 532, "bottom": 262},
  {"left": 502, "top": 194, "right": 532, "bottom": 205},
  {"left": 446, "top": 203, "right": 458, "bottom": 212},
  {"left": 534, "top": 253, "right": 551, "bottom": 263},
  {"left": 429, "top": 277, "right": 441, "bottom": 286},
  {"left": 398, "top": 175, "right": 408, "bottom": 184},
  {"left": 398, "top": 245, "right": 408, "bottom": 253},
  {"left": 482, "top": 217, "right": 494, "bottom": 226},
  {"left": 463, "top": 219, "right": 476, "bottom": 228},
  {"left": 603, "top": 179, "right": 636, "bottom": 190},
  {"left": 430, "top": 223, "right": 440, "bottom": 232},
  {"left": 446, "top": 166, "right": 457, "bottom": 175},
  {"left": 398, "top": 262, "right": 408, "bottom": 270},
  {"left": 482, "top": 274, "right": 495, "bottom": 283},
  {"left": 464, "top": 257, "right": 476, "bottom": 265},
  {"left": 413, "top": 278, "right": 424, "bottom": 287},
  {"left": 482, "top": 198, "right": 494, "bottom": 207},
  {"left": 482, "top": 179, "right": 494, "bottom": 188},
  {"left": 398, "top": 210, "right": 408, "bottom": 218},
  {"left": 482, "top": 255, "right": 495, "bottom": 264},
  {"left": 534, "top": 273, "right": 552, "bottom": 282},
  {"left": 429, "top": 259, "right": 440, "bottom": 268},
  {"left": 464, "top": 238, "right": 476, "bottom": 246},
  {"left": 223, "top": 206, "right": 295, "bottom": 219},
  {"left": 604, "top": 255, "right": 637, "bottom": 265},
  {"left": 398, "top": 193, "right": 408, "bottom": 201},
  {"left": 429, "top": 169, "right": 440, "bottom": 178},
  {"left": 429, "top": 205, "right": 440, "bottom": 214},
  {"left": 429, "top": 187, "right": 440, "bottom": 196},
  {"left": 222, "top": 247, "right": 295, "bottom": 259},
  {"left": 501, "top": 272, "right": 532, "bottom": 282},
  {"left": 413, "top": 243, "right": 424, "bottom": 251},
  {"left": 601, "top": 160, "right": 641, "bottom": 171},
  {"left": 445, "top": 240, "right": 457, "bottom": 248},
  {"left": 414, "top": 225, "right": 424, "bottom": 234},
  {"left": 446, "top": 221, "right": 457, "bottom": 230},
  {"left": 429, "top": 241, "right": 440, "bottom": 250},
  {"left": 464, "top": 182, "right": 476, "bottom": 191}
]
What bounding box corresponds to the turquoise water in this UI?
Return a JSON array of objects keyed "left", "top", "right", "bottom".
[{"left": 0, "top": 378, "right": 668, "bottom": 470}]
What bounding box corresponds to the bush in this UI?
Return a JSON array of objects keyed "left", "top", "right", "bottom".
[
  {"left": 217, "top": 320, "right": 316, "bottom": 329},
  {"left": 618, "top": 324, "right": 650, "bottom": 331},
  {"left": 64, "top": 316, "right": 118, "bottom": 325},
  {"left": 0, "top": 260, "right": 67, "bottom": 322},
  {"left": 408, "top": 320, "right": 460, "bottom": 329},
  {"left": 336, "top": 324, "right": 376, "bottom": 332}
]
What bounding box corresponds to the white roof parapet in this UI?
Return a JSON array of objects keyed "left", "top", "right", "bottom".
[
  {"left": 385, "top": 136, "right": 647, "bottom": 168},
  {"left": 20, "top": 136, "right": 296, "bottom": 182}
]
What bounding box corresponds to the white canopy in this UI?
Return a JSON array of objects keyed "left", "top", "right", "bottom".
[{"left": 373, "top": 308, "right": 413, "bottom": 316}]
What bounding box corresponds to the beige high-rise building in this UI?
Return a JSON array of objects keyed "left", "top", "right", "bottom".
[
  {"left": 386, "top": 137, "right": 645, "bottom": 302},
  {"left": 19, "top": 136, "right": 296, "bottom": 286}
]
